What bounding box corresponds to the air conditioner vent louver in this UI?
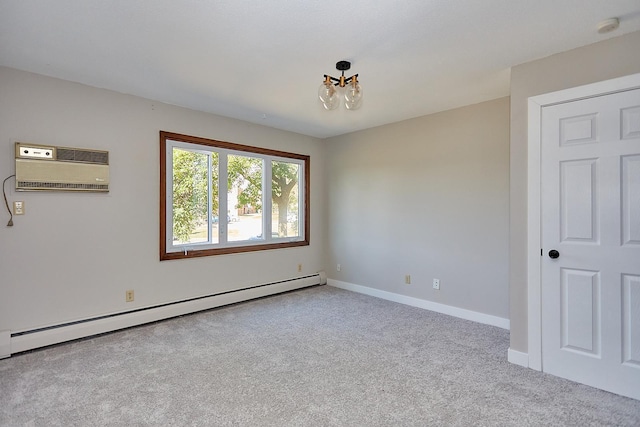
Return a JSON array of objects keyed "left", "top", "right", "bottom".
[
  {"left": 15, "top": 142, "right": 110, "bottom": 192},
  {"left": 56, "top": 148, "right": 109, "bottom": 165},
  {"left": 17, "top": 181, "right": 109, "bottom": 191}
]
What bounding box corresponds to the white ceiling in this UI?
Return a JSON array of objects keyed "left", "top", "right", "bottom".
[{"left": 1, "top": 1, "right": 639, "bottom": 139}]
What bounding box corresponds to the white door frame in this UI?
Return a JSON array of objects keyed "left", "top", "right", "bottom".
[{"left": 526, "top": 72, "right": 640, "bottom": 371}]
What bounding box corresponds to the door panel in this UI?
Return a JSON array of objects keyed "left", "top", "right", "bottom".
[
  {"left": 541, "top": 88, "right": 640, "bottom": 400},
  {"left": 561, "top": 268, "right": 600, "bottom": 355},
  {"left": 621, "top": 106, "right": 640, "bottom": 140},
  {"left": 559, "top": 114, "right": 598, "bottom": 146},
  {"left": 560, "top": 159, "right": 598, "bottom": 242},
  {"left": 622, "top": 274, "right": 640, "bottom": 367},
  {"left": 622, "top": 155, "right": 640, "bottom": 245}
]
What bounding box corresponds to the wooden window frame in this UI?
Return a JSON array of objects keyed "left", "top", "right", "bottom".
[{"left": 160, "top": 131, "right": 310, "bottom": 261}]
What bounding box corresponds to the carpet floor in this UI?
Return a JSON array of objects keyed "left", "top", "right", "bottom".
[{"left": 1, "top": 285, "right": 639, "bottom": 426}]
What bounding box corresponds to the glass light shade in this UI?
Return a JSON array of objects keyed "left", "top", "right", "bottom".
[
  {"left": 318, "top": 81, "right": 340, "bottom": 110},
  {"left": 344, "top": 79, "right": 362, "bottom": 110}
]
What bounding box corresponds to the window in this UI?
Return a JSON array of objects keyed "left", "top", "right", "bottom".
[{"left": 160, "top": 131, "right": 309, "bottom": 260}]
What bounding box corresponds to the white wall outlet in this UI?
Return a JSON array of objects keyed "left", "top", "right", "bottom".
[
  {"left": 298, "top": 263, "right": 302, "bottom": 272},
  {"left": 337, "top": 264, "right": 341, "bottom": 272},
  {"left": 433, "top": 278, "right": 440, "bottom": 290},
  {"left": 13, "top": 201, "right": 24, "bottom": 215},
  {"left": 126, "top": 290, "right": 135, "bottom": 302},
  {"left": 405, "top": 275, "right": 411, "bottom": 284}
]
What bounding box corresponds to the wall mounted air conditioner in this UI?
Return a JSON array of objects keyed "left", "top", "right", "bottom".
[{"left": 15, "top": 142, "right": 109, "bottom": 192}]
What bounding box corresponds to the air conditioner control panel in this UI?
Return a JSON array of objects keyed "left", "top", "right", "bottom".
[{"left": 17, "top": 144, "right": 55, "bottom": 160}]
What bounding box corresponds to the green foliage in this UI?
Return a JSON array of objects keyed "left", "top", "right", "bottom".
[
  {"left": 172, "top": 149, "right": 217, "bottom": 242},
  {"left": 228, "top": 155, "right": 263, "bottom": 211}
]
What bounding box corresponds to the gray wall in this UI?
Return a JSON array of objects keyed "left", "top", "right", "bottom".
[
  {"left": 0, "top": 67, "right": 326, "bottom": 333},
  {"left": 325, "top": 97, "right": 510, "bottom": 320},
  {"left": 509, "top": 30, "right": 640, "bottom": 352}
]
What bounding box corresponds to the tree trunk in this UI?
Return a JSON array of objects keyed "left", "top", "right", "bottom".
[{"left": 277, "top": 199, "right": 288, "bottom": 237}]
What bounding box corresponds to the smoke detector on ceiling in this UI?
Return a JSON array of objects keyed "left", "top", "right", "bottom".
[{"left": 597, "top": 18, "right": 619, "bottom": 34}]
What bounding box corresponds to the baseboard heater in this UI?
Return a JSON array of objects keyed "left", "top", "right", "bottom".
[{"left": 5, "top": 272, "right": 327, "bottom": 357}]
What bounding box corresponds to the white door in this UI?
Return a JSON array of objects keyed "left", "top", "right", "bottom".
[{"left": 541, "top": 88, "right": 640, "bottom": 400}]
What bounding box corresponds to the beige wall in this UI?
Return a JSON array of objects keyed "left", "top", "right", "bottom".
[
  {"left": 325, "top": 97, "right": 510, "bottom": 320},
  {"left": 0, "top": 66, "right": 325, "bottom": 333},
  {"left": 509, "top": 31, "right": 640, "bottom": 352}
]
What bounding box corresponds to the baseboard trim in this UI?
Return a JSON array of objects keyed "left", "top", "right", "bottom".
[
  {"left": 9, "top": 274, "right": 323, "bottom": 356},
  {"left": 328, "top": 279, "right": 510, "bottom": 330},
  {"left": 507, "top": 348, "right": 529, "bottom": 368}
]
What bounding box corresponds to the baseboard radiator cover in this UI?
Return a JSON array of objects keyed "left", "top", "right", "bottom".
[{"left": 9, "top": 273, "right": 324, "bottom": 356}]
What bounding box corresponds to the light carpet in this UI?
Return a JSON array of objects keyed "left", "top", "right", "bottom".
[{"left": 1, "top": 285, "right": 639, "bottom": 426}]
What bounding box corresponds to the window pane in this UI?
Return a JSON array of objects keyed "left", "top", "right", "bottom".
[
  {"left": 272, "top": 161, "right": 300, "bottom": 238},
  {"left": 172, "top": 148, "right": 209, "bottom": 244},
  {"left": 210, "top": 151, "right": 219, "bottom": 244},
  {"left": 228, "top": 154, "right": 263, "bottom": 242}
]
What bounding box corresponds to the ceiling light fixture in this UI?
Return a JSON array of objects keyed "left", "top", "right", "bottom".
[{"left": 318, "top": 61, "right": 362, "bottom": 111}]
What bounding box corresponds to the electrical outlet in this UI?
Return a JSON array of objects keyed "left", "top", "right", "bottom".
[
  {"left": 126, "top": 290, "right": 134, "bottom": 302},
  {"left": 13, "top": 201, "right": 24, "bottom": 215},
  {"left": 433, "top": 279, "right": 440, "bottom": 290},
  {"left": 405, "top": 275, "right": 411, "bottom": 284},
  {"left": 337, "top": 264, "right": 341, "bottom": 272},
  {"left": 298, "top": 263, "right": 302, "bottom": 272}
]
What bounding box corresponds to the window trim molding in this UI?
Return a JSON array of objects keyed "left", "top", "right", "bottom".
[{"left": 160, "top": 131, "right": 310, "bottom": 261}]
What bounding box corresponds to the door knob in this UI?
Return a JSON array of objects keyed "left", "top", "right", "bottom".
[{"left": 548, "top": 249, "right": 560, "bottom": 259}]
